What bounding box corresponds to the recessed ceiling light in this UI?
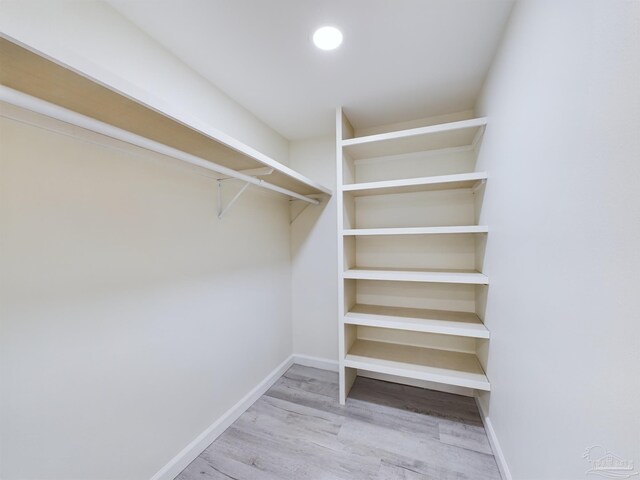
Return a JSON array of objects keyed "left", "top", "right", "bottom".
[{"left": 313, "top": 26, "right": 343, "bottom": 51}]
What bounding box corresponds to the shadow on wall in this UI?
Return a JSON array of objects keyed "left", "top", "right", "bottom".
[{"left": 290, "top": 193, "right": 331, "bottom": 257}]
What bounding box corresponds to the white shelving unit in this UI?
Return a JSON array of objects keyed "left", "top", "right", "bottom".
[{"left": 336, "top": 108, "right": 490, "bottom": 404}]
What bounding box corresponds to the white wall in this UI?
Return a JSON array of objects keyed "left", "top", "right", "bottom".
[
  {"left": 475, "top": 1, "right": 640, "bottom": 478},
  {"left": 0, "top": 0, "right": 289, "bottom": 163},
  {"left": 289, "top": 136, "right": 338, "bottom": 362},
  {"left": 0, "top": 105, "right": 292, "bottom": 479},
  {"left": 0, "top": 3, "right": 299, "bottom": 479}
]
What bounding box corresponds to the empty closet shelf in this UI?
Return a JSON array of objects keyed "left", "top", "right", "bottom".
[
  {"left": 341, "top": 172, "right": 487, "bottom": 197},
  {"left": 345, "top": 339, "right": 490, "bottom": 391},
  {"left": 341, "top": 117, "right": 487, "bottom": 159},
  {"left": 342, "top": 226, "right": 488, "bottom": 236},
  {"left": 343, "top": 267, "right": 489, "bottom": 284},
  {"left": 344, "top": 304, "right": 489, "bottom": 338}
]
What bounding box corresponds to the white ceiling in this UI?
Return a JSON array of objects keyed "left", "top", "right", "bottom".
[{"left": 107, "top": 0, "right": 513, "bottom": 140}]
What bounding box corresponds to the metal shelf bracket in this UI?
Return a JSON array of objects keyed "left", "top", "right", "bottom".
[
  {"left": 216, "top": 167, "right": 323, "bottom": 220},
  {"left": 290, "top": 194, "right": 325, "bottom": 224},
  {"left": 216, "top": 168, "right": 274, "bottom": 219}
]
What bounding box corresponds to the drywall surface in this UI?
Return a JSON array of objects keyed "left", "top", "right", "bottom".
[
  {"left": 0, "top": 108, "right": 292, "bottom": 479},
  {"left": 0, "top": 0, "right": 289, "bottom": 163},
  {"left": 289, "top": 136, "right": 338, "bottom": 362},
  {"left": 475, "top": 1, "right": 640, "bottom": 478}
]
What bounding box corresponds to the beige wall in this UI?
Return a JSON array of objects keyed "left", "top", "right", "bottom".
[
  {"left": 0, "top": 107, "right": 292, "bottom": 479},
  {"left": 289, "top": 136, "right": 338, "bottom": 362},
  {"left": 475, "top": 0, "right": 640, "bottom": 478}
]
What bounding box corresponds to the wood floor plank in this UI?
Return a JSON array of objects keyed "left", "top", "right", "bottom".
[
  {"left": 378, "top": 457, "right": 476, "bottom": 480},
  {"left": 175, "top": 365, "right": 500, "bottom": 480},
  {"left": 212, "top": 425, "right": 379, "bottom": 480},
  {"left": 377, "top": 460, "right": 441, "bottom": 480},
  {"left": 337, "top": 416, "right": 499, "bottom": 478},
  {"left": 285, "top": 364, "right": 341, "bottom": 385},
  {"left": 230, "top": 398, "right": 382, "bottom": 479},
  {"left": 257, "top": 393, "right": 345, "bottom": 426},
  {"left": 177, "top": 454, "right": 282, "bottom": 480},
  {"left": 438, "top": 418, "right": 494, "bottom": 455},
  {"left": 277, "top": 370, "right": 340, "bottom": 398},
  {"left": 206, "top": 429, "right": 343, "bottom": 480},
  {"left": 350, "top": 376, "right": 484, "bottom": 426},
  {"left": 175, "top": 456, "right": 232, "bottom": 480},
  {"left": 385, "top": 453, "right": 500, "bottom": 480},
  {"left": 345, "top": 397, "right": 440, "bottom": 439},
  {"left": 233, "top": 397, "right": 343, "bottom": 451},
  {"left": 265, "top": 377, "right": 348, "bottom": 416}
]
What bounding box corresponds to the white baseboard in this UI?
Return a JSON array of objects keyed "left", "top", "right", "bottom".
[
  {"left": 292, "top": 354, "right": 339, "bottom": 372},
  {"left": 150, "top": 355, "right": 295, "bottom": 480},
  {"left": 475, "top": 396, "right": 512, "bottom": 480}
]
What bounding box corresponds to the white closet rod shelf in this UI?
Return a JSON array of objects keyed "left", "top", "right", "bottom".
[
  {"left": 0, "top": 86, "right": 319, "bottom": 205},
  {"left": 0, "top": 35, "right": 331, "bottom": 201}
]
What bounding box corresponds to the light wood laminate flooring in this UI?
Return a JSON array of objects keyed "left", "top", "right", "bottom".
[{"left": 176, "top": 365, "right": 500, "bottom": 480}]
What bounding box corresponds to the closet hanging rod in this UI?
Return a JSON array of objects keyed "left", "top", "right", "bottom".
[{"left": 0, "top": 86, "right": 320, "bottom": 205}]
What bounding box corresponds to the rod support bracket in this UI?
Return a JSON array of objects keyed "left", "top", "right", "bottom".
[
  {"left": 216, "top": 168, "right": 276, "bottom": 219},
  {"left": 217, "top": 180, "right": 251, "bottom": 219},
  {"left": 290, "top": 194, "right": 324, "bottom": 224}
]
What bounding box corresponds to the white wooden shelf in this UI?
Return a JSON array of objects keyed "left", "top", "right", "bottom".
[
  {"left": 342, "top": 172, "right": 487, "bottom": 197},
  {"left": 343, "top": 267, "right": 489, "bottom": 285},
  {"left": 345, "top": 339, "right": 490, "bottom": 391},
  {"left": 342, "top": 225, "right": 488, "bottom": 236},
  {"left": 344, "top": 304, "right": 489, "bottom": 339},
  {"left": 341, "top": 117, "right": 487, "bottom": 160},
  {"left": 0, "top": 35, "right": 331, "bottom": 200}
]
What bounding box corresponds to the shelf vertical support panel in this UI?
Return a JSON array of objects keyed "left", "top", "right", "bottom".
[{"left": 337, "top": 107, "right": 356, "bottom": 404}]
